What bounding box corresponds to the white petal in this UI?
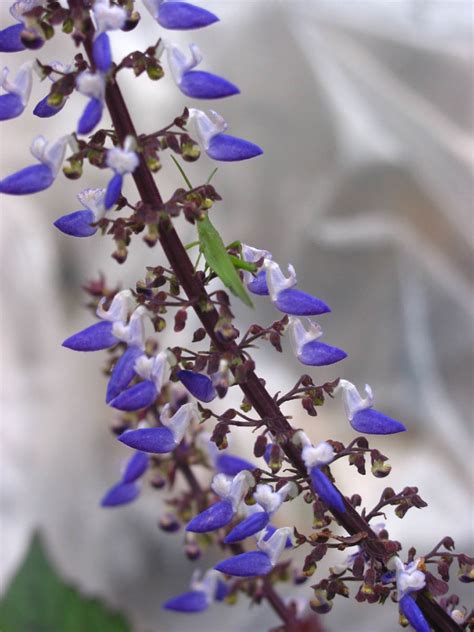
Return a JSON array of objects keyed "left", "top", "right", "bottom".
[
  {"left": 77, "top": 188, "right": 106, "bottom": 220},
  {"left": 97, "top": 289, "right": 134, "bottom": 322},
  {"left": 258, "top": 526, "right": 293, "bottom": 566},
  {"left": 288, "top": 317, "right": 323, "bottom": 357},
  {"left": 161, "top": 402, "right": 198, "bottom": 445},
  {"left": 264, "top": 259, "right": 297, "bottom": 301},
  {"left": 166, "top": 42, "right": 202, "bottom": 85},
  {"left": 302, "top": 442, "right": 334, "bottom": 469},
  {"left": 338, "top": 380, "right": 374, "bottom": 421},
  {"left": 188, "top": 109, "right": 227, "bottom": 151},
  {"left": 76, "top": 71, "right": 105, "bottom": 100},
  {"left": 92, "top": 0, "right": 126, "bottom": 32},
  {"left": 253, "top": 484, "right": 282, "bottom": 515}
]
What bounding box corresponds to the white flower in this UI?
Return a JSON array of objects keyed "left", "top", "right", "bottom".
[
  {"left": 76, "top": 71, "right": 105, "bottom": 100},
  {"left": 165, "top": 41, "right": 202, "bottom": 85},
  {"left": 96, "top": 289, "right": 134, "bottom": 322},
  {"left": 188, "top": 109, "right": 228, "bottom": 151},
  {"left": 76, "top": 188, "right": 107, "bottom": 221},
  {"left": 264, "top": 259, "right": 297, "bottom": 301},
  {"left": 106, "top": 136, "right": 139, "bottom": 174},
  {"left": 257, "top": 527, "right": 293, "bottom": 566},
  {"left": 1, "top": 62, "right": 32, "bottom": 105},
  {"left": 134, "top": 350, "right": 168, "bottom": 390},
  {"left": 302, "top": 441, "right": 335, "bottom": 470},
  {"left": 30, "top": 134, "right": 72, "bottom": 176},
  {"left": 338, "top": 380, "right": 373, "bottom": 421},
  {"left": 92, "top": 0, "right": 126, "bottom": 32}
]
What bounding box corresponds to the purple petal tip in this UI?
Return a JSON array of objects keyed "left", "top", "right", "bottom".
[{"left": 215, "top": 551, "right": 273, "bottom": 577}]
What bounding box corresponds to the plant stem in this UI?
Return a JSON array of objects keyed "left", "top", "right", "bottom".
[{"left": 70, "top": 3, "right": 461, "bottom": 629}]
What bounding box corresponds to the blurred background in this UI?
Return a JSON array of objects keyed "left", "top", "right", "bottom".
[{"left": 1, "top": 1, "right": 472, "bottom": 630}]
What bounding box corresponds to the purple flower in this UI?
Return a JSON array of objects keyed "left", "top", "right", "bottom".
[
  {"left": 265, "top": 260, "right": 330, "bottom": 316},
  {"left": 300, "top": 437, "right": 346, "bottom": 513},
  {"left": 101, "top": 481, "right": 140, "bottom": 507},
  {"left": 0, "top": 0, "right": 44, "bottom": 52},
  {"left": 105, "top": 136, "right": 139, "bottom": 209},
  {"left": 387, "top": 557, "right": 429, "bottom": 632},
  {"left": 177, "top": 369, "right": 217, "bottom": 402},
  {"left": 339, "top": 380, "right": 407, "bottom": 435},
  {"left": 118, "top": 402, "right": 199, "bottom": 452},
  {"left": 106, "top": 345, "right": 144, "bottom": 403},
  {"left": 164, "top": 570, "right": 227, "bottom": 614},
  {"left": 288, "top": 317, "right": 347, "bottom": 367},
  {"left": 188, "top": 109, "right": 263, "bottom": 162},
  {"left": 214, "top": 453, "right": 254, "bottom": 476},
  {"left": 54, "top": 188, "right": 106, "bottom": 238},
  {"left": 33, "top": 62, "right": 71, "bottom": 118},
  {"left": 144, "top": 0, "right": 218, "bottom": 31},
  {"left": 241, "top": 244, "right": 271, "bottom": 296},
  {"left": 62, "top": 290, "right": 135, "bottom": 352},
  {"left": 186, "top": 471, "right": 254, "bottom": 533},
  {"left": 0, "top": 134, "right": 70, "bottom": 195},
  {"left": 196, "top": 432, "right": 255, "bottom": 476},
  {"left": 224, "top": 482, "right": 297, "bottom": 543},
  {"left": 110, "top": 351, "right": 167, "bottom": 411},
  {"left": 215, "top": 527, "right": 293, "bottom": 577},
  {"left": 399, "top": 596, "right": 430, "bottom": 632},
  {"left": 0, "top": 62, "right": 32, "bottom": 120},
  {"left": 76, "top": 72, "right": 105, "bottom": 135},
  {"left": 166, "top": 42, "right": 239, "bottom": 99},
  {"left": 91, "top": 0, "right": 126, "bottom": 72}
]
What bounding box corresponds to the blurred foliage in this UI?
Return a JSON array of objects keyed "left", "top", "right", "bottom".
[{"left": 0, "top": 533, "right": 130, "bottom": 632}]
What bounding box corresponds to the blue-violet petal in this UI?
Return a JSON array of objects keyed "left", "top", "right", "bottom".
[
  {"left": 163, "top": 590, "right": 208, "bottom": 613},
  {"left": 101, "top": 481, "right": 140, "bottom": 507},
  {"left": 177, "top": 370, "right": 217, "bottom": 403},
  {"left": 0, "top": 163, "right": 54, "bottom": 195},
  {"left": 224, "top": 511, "right": 270, "bottom": 544},
  {"left": 110, "top": 380, "right": 158, "bottom": 412},
  {"left": 158, "top": 2, "right": 218, "bottom": 30},
  {"left": 119, "top": 426, "right": 177, "bottom": 453},
  {"left": 106, "top": 345, "right": 143, "bottom": 403},
  {"left": 62, "top": 320, "right": 117, "bottom": 352},
  {"left": 351, "top": 408, "right": 406, "bottom": 435},
  {"left": 310, "top": 466, "right": 346, "bottom": 513},
  {"left": 186, "top": 499, "right": 234, "bottom": 533},
  {"left": 274, "top": 288, "right": 330, "bottom": 316},
  {"left": 215, "top": 551, "right": 272, "bottom": 577},
  {"left": 54, "top": 209, "right": 97, "bottom": 238},
  {"left": 298, "top": 340, "right": 347, "bottom": 366},
  {"left": 207, "top": 133, "right": 263, "bottom": 162}
]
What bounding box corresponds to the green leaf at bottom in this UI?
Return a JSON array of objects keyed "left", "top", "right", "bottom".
[{"left": 0, "top": 533, "right": 130, "bottom": 632}]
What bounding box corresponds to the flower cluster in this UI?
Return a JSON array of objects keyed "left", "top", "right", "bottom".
[{"left": 1, "top": 1, "right": 471, "bottom": 631}]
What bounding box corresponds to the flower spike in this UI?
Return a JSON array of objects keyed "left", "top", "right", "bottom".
[
  {"left": 0, "top": 62, "right": 32, "bottom": 120},
  {"left": 177, "top": 369, "right": 217, "bottom": 402},
  {"left": 0, "top": 134, "right": 70, "bottom": 195},
  {"left": 186, "top": 470, "right": 254, "bottom": 533},
  {"left": 166, "top": 42, "right": 239, "bottom": 100},
  {"left": 54, "top": 188, "right": 106, "bottom": 238},
  {"left": 76, "top": 72, "right": 106, "bottom": 135},
  {"left": 288, "top": 317, "right": 347, "bottom": 366},
  {"left": 188, "top": 109, "right": 263, "bottom": 162},
  {"left": 338, "top": 380, "right": 407, "bottom": 435},
  {"left": 143, "top": 0, "right": 219, "bottom": 30},
  {"left": 265, "top": 260, "right": 331, "bottom": 316},
  {"left": 105, "top": 136, "right": 139, "bottom": 208},
  {"left": 119, "top": 402, "right": 200, "bottom": 452},
  {"left": 215, "top": 527, "right": 293, "bottom": 577}
]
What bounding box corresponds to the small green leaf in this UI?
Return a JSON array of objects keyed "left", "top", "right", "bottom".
[
  {"left": 197, "top": 216, "right": 253, "bottom": 308},
  {"left": 0, "top": 533, "right": 131, "bottom": 632}
]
